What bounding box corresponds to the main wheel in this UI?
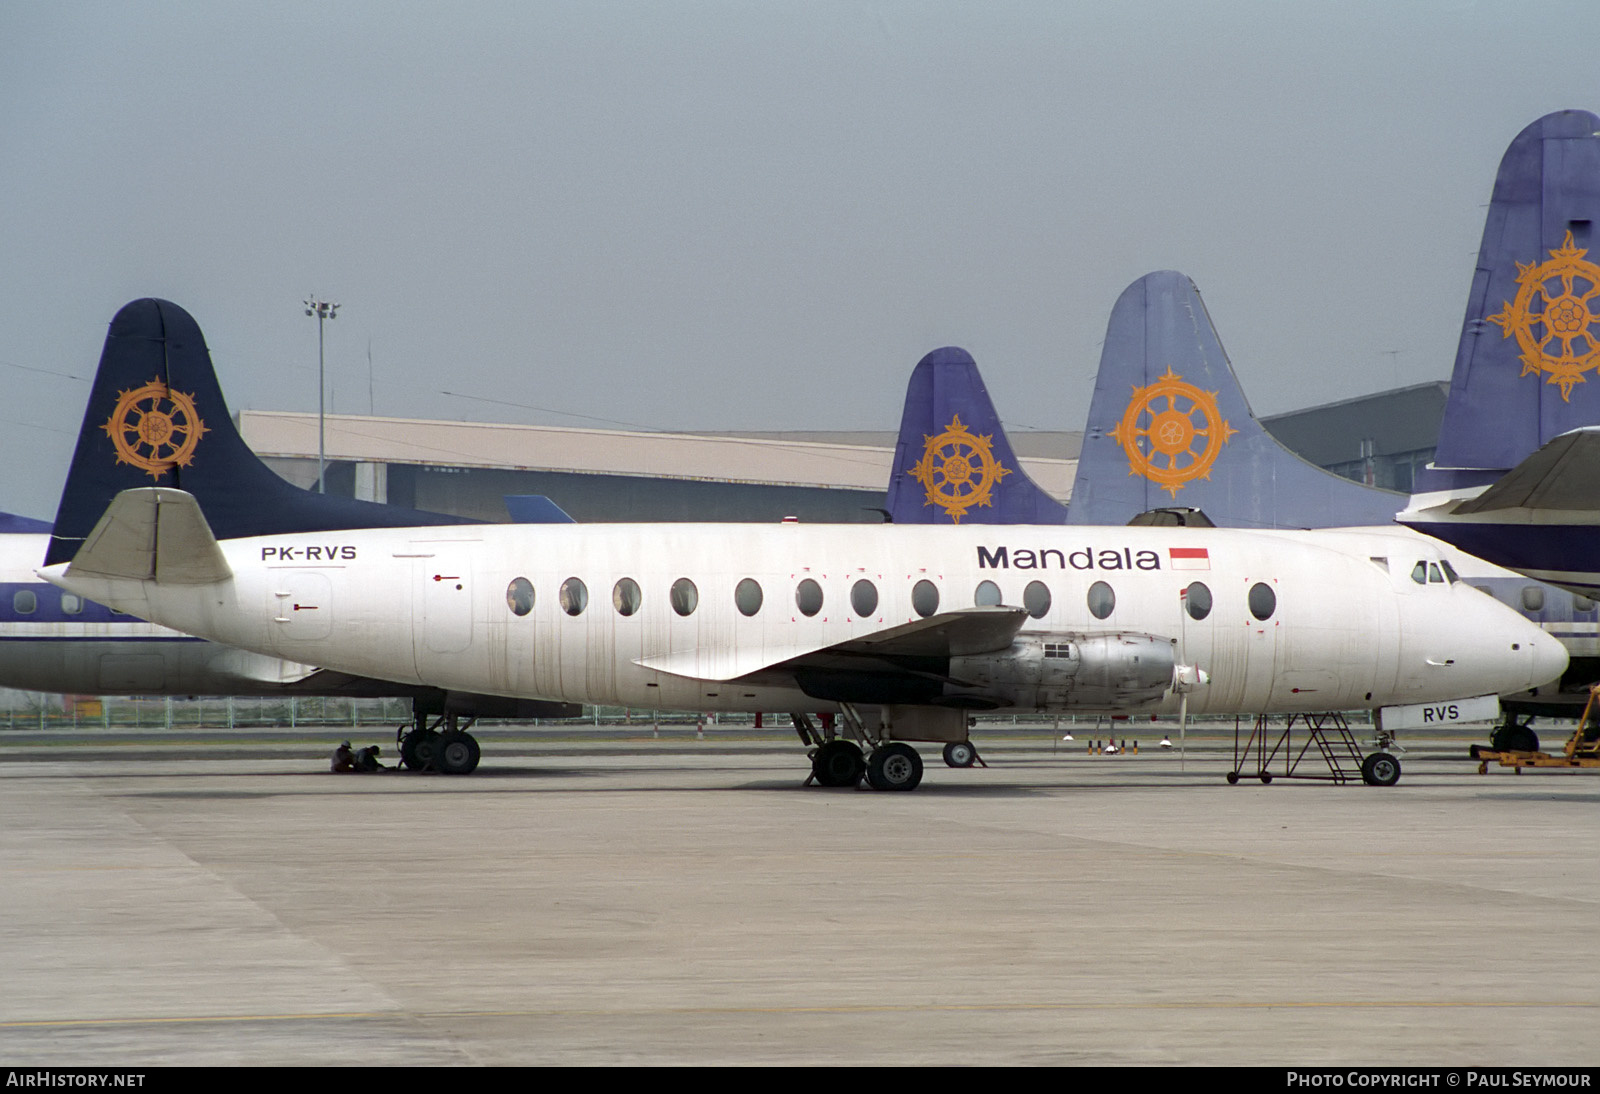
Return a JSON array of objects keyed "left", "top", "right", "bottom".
[
  {"left": 866, "top": 743, "right": 924, "bottom": 791},
  {"left": 943, "top": 741, "right": 977, "bottom": 768},
  {"left": 437, "top": 730, "right": 481, "bottom": 775},
  {"left": 400, "top": 728, "right": 441, "bottom": 771},
  {"left": 1361, "top": 751, "right": 1401, "bottom": 787},
  {"left": 811, "top": 740, "right": 865, "bottom": 787}
]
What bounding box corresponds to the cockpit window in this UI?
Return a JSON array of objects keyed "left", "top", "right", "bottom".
[
  {"left": 1411, "top": 562, "right": 1427, "bottom": 585},
  {"left": 1428, "top": 563, "right": 1444, "bottom": 584},
  {"left": 1439, "top": 560, "right": 1459, "bottom": 585}
]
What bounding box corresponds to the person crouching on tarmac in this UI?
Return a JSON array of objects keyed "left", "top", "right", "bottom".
[{"left": 331, "top": 740, "right": 356, "bottom": 773}]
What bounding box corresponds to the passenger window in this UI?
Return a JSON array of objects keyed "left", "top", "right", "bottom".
[
  {"left": 1411, "top": 562, "right": 1427, "bottom": 585},
  {"left": 1521, "top": 586, "right": 1545, "bottom": 612},
  {"left": 613, "top": 577, "right": 641, "bottom": 617},
  {"left": 670, "top": 578, "right": 698, "bottom": 617},
  {"left": 506, "top": 577, "right": 534, "bottom": 617},
  {"left": 735, "top": 578, "right": 763, "bottom": 617},
  {"left": 912, "top": 579, "right": 939, "bottom": 618},
  {"left": 974, "top": 580, "right": 1002, "bottom": 607},
  {"left": 13, "top": 589, "right": 35, "bottom": 615},
  {"left": 1249, "top": 582, "right": 1276, "bottom": 621},
  {"left": 1428, "top": 563, "right": 1444, "bottom": 584},
  {"left": 1023, "top": 581, "right": 1051, "bottom": 619},
  {"left": 1185, "top": 581, "right": 1212, "bottom": 621},
  {"left": 559, "top": 577, "right": 588, "bottom": 616},
  {"left": 1087, "top": 581, "right": 1115, "bottom": 620},
  {"left": 1577, "top": 595, "right": 1596, "bottom": 613},
  {"left": 61, "top": 593, "right": 82, "bottom": 615},
  {"left": 850, "top": 579, "right": 878, "bottom": 617},
  {"left": 796, "top": 578, "right": 823, "bottom": 617}
]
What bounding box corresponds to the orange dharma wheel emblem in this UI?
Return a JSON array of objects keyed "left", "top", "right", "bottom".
[
  {"left": 102, "top": 378, "right": 208, "bottom": 478},
  {"left": 907, "top": 413, "right": 1011, "bottom": 523},
  {"left": 1112, "top": 368, "right": 1235, "bottom": 498},
  {"left": 1487, "top": 230, "right": 1600, "bottom": 402}
]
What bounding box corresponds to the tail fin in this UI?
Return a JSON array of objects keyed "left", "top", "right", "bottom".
[
  {"left": 46, "top": 299, "right": 472, "bottom": 566},
  {"left": 884, "top": 346, "right": 1070, "bottom": 524},
  {"left": 1068, "top": 271, "right": 1402, "bottom": 528},
  {"left": 1428, "top": 110, "right": 1600, "bottom": 482}
]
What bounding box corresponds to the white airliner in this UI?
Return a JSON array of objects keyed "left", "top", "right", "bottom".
[{"left": 41, "top": 485, "right": 1565, "bottom": 790}]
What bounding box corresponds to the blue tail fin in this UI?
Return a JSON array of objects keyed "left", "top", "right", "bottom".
[
  {"left": 1068, "top": 271, "right": 1402, "bottom": 528},
  {"left": 884, "top": 347, "right": 1069, "bottom": 524},
  {"left": 45, "top": 299, "right": 474, "bottom": 566},
  {"left": 1427, "top": 110, "right": 1600, "bottom": 484}
]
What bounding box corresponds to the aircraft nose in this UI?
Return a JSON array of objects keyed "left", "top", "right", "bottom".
[{"left": 1529, "top": 634, "right": 1568, "bottom": 690}]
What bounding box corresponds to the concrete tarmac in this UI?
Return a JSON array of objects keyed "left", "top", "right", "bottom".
[{"left": 1, "top": 728, "right": 1596, "bottom": 1066}]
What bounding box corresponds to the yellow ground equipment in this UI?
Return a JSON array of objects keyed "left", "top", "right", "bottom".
[{"left": 1474, "top": 685, "right": 1600, "bottom": 774}]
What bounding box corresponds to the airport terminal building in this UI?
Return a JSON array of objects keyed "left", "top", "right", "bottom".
[{"left": 238, "top": 382, "right": 1447, "bottom": 523}]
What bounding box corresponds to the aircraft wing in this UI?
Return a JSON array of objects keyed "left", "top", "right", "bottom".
[
  {"left": 633, "top": 606, "right": 1029, "bottom": 682},
  {"left": 1449, "top": 427, "right": 1600, "bottom": 514}
]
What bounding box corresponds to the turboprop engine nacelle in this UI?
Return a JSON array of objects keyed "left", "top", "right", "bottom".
[{"left": 948, "top": 633, "right": 1181, "bottom": 710}]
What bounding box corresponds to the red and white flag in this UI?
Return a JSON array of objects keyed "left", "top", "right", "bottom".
[{"left": 1168, "top": 546, "right": 1210, "bottom": 571}]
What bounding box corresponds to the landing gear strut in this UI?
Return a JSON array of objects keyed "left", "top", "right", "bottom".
[{"left": 794, "top": 709, "right": 931, "bottom": 791}]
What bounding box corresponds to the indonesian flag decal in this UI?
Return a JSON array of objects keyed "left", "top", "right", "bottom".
[{"left": 1168, "top": 546, "right": 1210, "bottom": 571}]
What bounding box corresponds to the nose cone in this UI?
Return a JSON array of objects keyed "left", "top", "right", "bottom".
[{"left": 1529, "top": 632, "right": 1569, "bottom": 691}]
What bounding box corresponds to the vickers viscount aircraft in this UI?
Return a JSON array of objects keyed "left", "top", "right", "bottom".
[
  {"left": 1398, "top": 111, "right": 1600, "bottom": 595},
  {"left": 2, "top": 298, "right": 580, "bottom": 771},
  {"left": 41, "top": 378, "right": 1565, "bottom": 790}
]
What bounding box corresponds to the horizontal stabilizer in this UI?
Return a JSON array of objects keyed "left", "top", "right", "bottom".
[
  {"left": 1450, "top": 427, "right": 1600, "bottom": 514},
  {"left": 67, "top": 487, "right": 231, "bottom": 585},
  {"left": 634, "top": 606, "right": 1029, "bottom": 682},
  {"left": 1071, "top": 271, "right": 1402, "bottom": 529},
  {"left": 885, "top": 347, "right": 1069, "bottom": 525}
]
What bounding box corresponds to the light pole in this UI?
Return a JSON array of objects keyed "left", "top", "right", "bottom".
[{"left": 304, "top": 297, "right": 339, "bottom": 493}]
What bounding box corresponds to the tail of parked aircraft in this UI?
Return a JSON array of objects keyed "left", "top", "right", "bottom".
[
  {"left": 1425, "top": 109, "right": 1600, "bottom": 486},
  {"left": 1068, "top": 271, "right": 1403, "bottom": 528},
  {"left": 883, "top": 346, "right": 1070, "bottom": 525},
  {"left": 45, "top": 298, "right": 473, "bottom": 567}
]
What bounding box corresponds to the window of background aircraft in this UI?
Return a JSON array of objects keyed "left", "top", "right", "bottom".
[
  {"left": 1428, "top": 563, "right": 1444, "bottom": 584},
  {"left": 559, "top": 577, "right": 588, "bottom": 616},
  {"left": 1185, "top": 581, "right": 1212, "bottom": 621},
  {"left": 613, "top": 577, "right": 641, "bottom": 617},
  {"left": 1023, "top": 581, "right": 1051, "bottom": 619},
  {"left": 61, "top": 593, "right": 82, "bottom": 616},
  {"left": 506, "top": 577, "right": 534, "bottom": 617},
  {"left": 735, "top": 578, "right": 763, "bottom": 617},
  {"left": 1087, "top": 581, "right": 1115, "bottom": 620},
  {"left": 670, "top": 578, "right": 698, "bottom": 617},
  {"left": 1439, "top": 560, "right": 1459, "bottom": 584},
  {"left": 974, "top": 580, "right": 1002, "bottom": 607},
  {"left": 1411, "top": 561, "right": 1428, "bottom": 585},
  {"left": 1249, "top": 582, "right": 1276, "bottom": 621},
  {"left": 912, "top": 579, "right": 940, "bottom": 618},
  {"left": 1522, "top": 586, "right": 1545, "bottom": 612},
  {"left": 796, "top": 578, "right": 823, "bottom": 617},
  {"left": 1577, "top": 595, "right": 1596, "bottom": 613},
  {"left": 850, "top": 579, "right": 878, "bottom": 617},
  {"left": 12, "top": 589, "right": 35, "bottom": 615}
]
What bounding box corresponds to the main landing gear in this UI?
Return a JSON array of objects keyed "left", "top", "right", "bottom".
[
  {"left": 794, "top": 711, "right": 943, "bottom": 791},
  {"left": 398, "top": 713, "right": 481, "bottom": 775}
]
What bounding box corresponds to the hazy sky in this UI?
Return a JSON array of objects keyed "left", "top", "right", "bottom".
[{"left": 1, "top": 1, "right": 1594, "bottom": 519}]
